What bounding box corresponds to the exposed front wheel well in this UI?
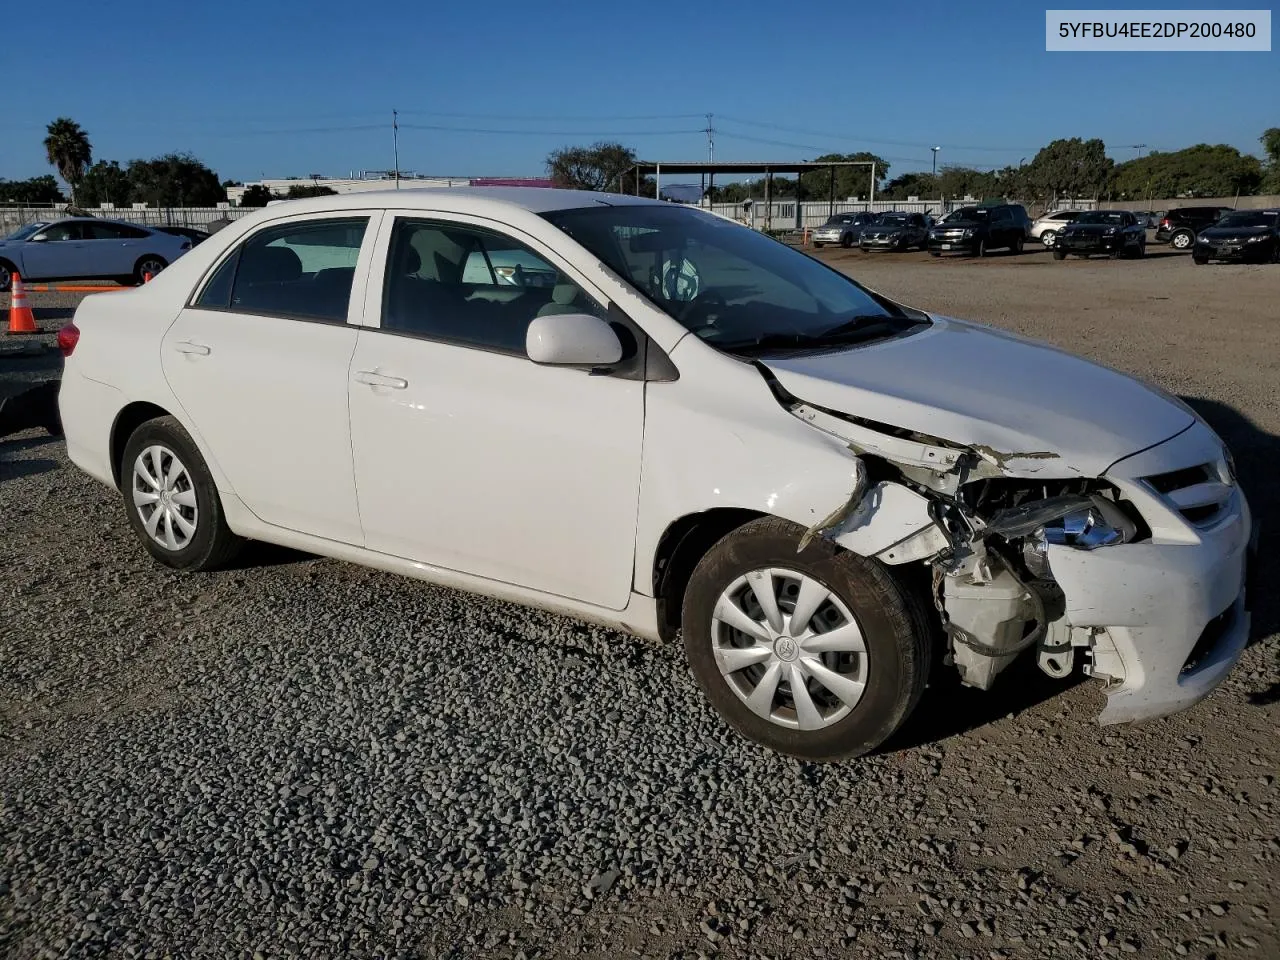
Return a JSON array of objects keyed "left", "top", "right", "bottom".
[
  {"left": 110, "top": 401, "right": 173, "bottom": 487},
  {"left": 651, "top": 508, "right": 768, "bottom": 641}
]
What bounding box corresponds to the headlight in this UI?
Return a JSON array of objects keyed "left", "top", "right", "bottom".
[
  {"left": 1041, "top": 499, "right": 1136, "bottom": 550},
  {"left": 1247, "top": 234, "right": 1266, "bottom": 243},
  {"left": 1221, "top": 444, "right": 1237, "bottom": 483},
  {"left": 983, "top": 493, "right": 1138, "bottom": 551},
  {"left": 1103, "top": 227, "right": 1117, "bottom": 235},
  {"left": 962, "top": 229, "right": 974, "bottom": 238}
]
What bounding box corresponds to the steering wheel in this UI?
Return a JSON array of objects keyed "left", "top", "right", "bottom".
[{"left": 660, "top": 257, "right": 701, "bottom": 302}]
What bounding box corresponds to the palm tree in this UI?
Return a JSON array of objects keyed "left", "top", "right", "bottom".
[{"left": 43, "top": 118, "right": 93, "bottom": 205}]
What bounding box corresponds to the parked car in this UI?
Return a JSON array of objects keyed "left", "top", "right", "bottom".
[
  {"left": 1029, "top": 209, "right": 1084, "bottom": 247},
  {"left": 58, "top": 188, "right": 1253, "bottom": 760},
  {"left": 1192, "top": 210, "right": 1280, "bottom": 264},
  {"left": 0, "top": 218, "right": 191, "bottom": 291},
  {"left": 1052, "top": 210, "right": 1147, "bottom": 259},
  {"left": 811, "top": 212, "right": 879, "bottom": 248},
  {"left": 927, "top": 203, "right": 1031, "bottom": 256},
  {"left": 858, "top": 212, "right": 930, "bottom": 251},
  {"left": 155, "top": 226, "right": 211, "bottom": 246},
  {"left": 1155, "top": 206, "right": 1235, "bottom": 250}
]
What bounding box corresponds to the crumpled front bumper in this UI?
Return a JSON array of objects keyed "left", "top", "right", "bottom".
[{"left": 1046, "top": 423, "right": 1253, "bottom": 724}]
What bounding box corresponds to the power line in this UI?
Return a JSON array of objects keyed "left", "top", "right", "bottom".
[
  {"left": 716, "top": 114, "right": 1041, "bottom": 154},
  {"left": 397, "top": 123, "right": 703, "bottom": 137}
]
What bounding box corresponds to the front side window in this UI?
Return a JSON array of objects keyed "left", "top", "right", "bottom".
[
  {"left": 37, "top": 222, "right": 82, "bottom": 242},
  {"left": 543, "top": 204, "right": 924, "bottom": 356},
  {"left": 7, "top": 223, "right": 47, "bottom": 241},
  {"left": 381, "top": 219, "right": 604, "bottom": 355},
  {"left": 202, "top": 217, "right": 368, "bottom": 322},
  {"left": 85, "top": 222, "right": 149, "bottom": 240}
]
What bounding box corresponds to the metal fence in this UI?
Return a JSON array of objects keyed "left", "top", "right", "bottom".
[
  {"left": 0, "top": 204, "right": 254, "bottom": 235},
  {"left": 707, "top": 199, "right": 977, "bottom": 230}
]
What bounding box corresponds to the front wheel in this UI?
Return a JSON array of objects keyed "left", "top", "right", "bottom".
[
  {"left": 1041, "top": 229, "right": 1057, "bottom": 247},
  {"left": 813, "top": 241, "right": 825, "bottom": 248},
  {"left": 681, "top": 517, "right": 930, "bottom": 761},
  {"left": 1053, "top": 249, "right": 1067, "bottom": 261},
  {"left": 0, "top": 260, "right": 15, "bottom": 292},
  {"left": 1009, "top": 235, "right": 1024, "bottom": 255},
  {"left": 974, "top": 239, "right": 987, "bottom": 258},
  {"left": 840, "top": 233, "right": 853, "bottom": 249},
  {"left": 121, "top": 416, "right": 243, "bottom": 571},
  {"left": 1193, "top": 255, "right": 1209, "bottom": 265}
]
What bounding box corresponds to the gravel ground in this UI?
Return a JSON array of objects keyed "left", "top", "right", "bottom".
[{"left": 2, "top": 251, "right": 1278, "bottom": 959}]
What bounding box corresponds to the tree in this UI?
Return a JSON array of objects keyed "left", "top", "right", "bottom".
[
  {"left": 126, "top": 153, "right": 226, "bottom": 206},
  {"left": 799, "top": 153, "right": 891, "bottom": 201},
  {"left": 0, "top": 175, "right": 65, "bottom": 204},
  {"left": 1021, "top": 138, "right": 1112, "bottom": 206},
  {"left": 43, "top": 117, "right": 93, "bottom": 204},
  {"left": 1109, "top": 145, "right": 1262, "bottom": 201},
  {"left": 880, "top": 172, "right": 940, "bottom": 201},
  {"left": 221, "top": 178, "right": 244, "bottom": 187},
  {"left": 546, "top": 142, "right": 652, "bottom": 193},
  {"left": 238, "top": 184, "right": 275, "bottom": 207},
  {"left": 78, "top": 161, "right": 133, "bottom": 207},
  {"left": 1260, "top": 127, "right": 1280, "bottom": 193},
  {"left": 285, "top": 184, "right": 338, "bottom": 199}
]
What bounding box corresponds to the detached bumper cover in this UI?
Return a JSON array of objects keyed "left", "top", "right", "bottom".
[{"left": 1047, "top": 486, "right": 1252, "bottom": 725}]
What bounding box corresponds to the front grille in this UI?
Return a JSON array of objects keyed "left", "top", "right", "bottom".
[{"left": 1142, "top": 461, "right": 1231, "bottom": 528}]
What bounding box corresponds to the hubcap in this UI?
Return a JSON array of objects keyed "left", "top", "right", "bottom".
[
  {"left": 141, "top": 260, "right": 164, "bottom": 277},
  {"left": 711, "top": 568, "right": 869, "bottom": 731},
  {"left": 132, "top": 445, "right": 198, "bottom": 550},
  {"left": 1042, "top": 231, "right": 1055, "bottom": 246},
  {"left": 1173, "top": 234, "right": 1190, "bottom": 249}
]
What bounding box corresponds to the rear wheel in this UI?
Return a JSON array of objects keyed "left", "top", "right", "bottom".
[
  {"left": 1170, "top": 230, "right": 1194, "bottom": 251},
  {"left": 1009, "top": 235, "right": 1024, "bottom": 255},
  {"left": 133, "top": 255, "right": 168, "bottom": 285},
  {"left": 1041, "top": 229, "right": 1057, "bottom": 247},
  {"left": 681, "top": 517, "right": 930, "bottom": 761},
  {"left": 0, "top": 259, "right": 15, "bottom": 292},
  {"left": 121, "top": 416, "right": 243, "bottom": 571}
]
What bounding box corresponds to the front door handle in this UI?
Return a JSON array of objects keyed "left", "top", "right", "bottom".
[
  {"left": 174, "top": 340, "right": 211, "bottom": 356},
  {"left": 354, "top": 370, "right": 408, "bottom": 389}
]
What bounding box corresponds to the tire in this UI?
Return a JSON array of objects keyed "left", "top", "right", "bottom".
[
  {"left": 1009, "top": 235, "right": 1024, "bottom": 255},
  {"left": 1193, "top": 255, "right": 1208, "bottom": 265},
  {"left": 133, "top": 255, "right": 168, "bottom": 285},
  {"left": 1053, "top": 249, "right": 1067, "bottom": 261},
  {"left": 1041, "top": 229, "right": 1057, "bottom": 247},
  {"left": 840, "top": 233, "right": 853, "bottom": 249},
  {"left": 120, "top": 416, "right": 243, "bottom": 571},
  {"left": 0, "top": 259, "right": 15, "bottom": 292},
  {"left": 1135, "top": 239, "right": 1146, "bottom": 258},
  {"left": 974, "top": 238, "right": 987, "bottom": 258},
  {"left": 813, "top": 242, "right": 825, "bottom": 249},
  {"left": 929, "top": 250, "right": 940, "bottom": 257},
  {"left": 1270, "top": 241, "right": 1279, "bottom": 264},
  {"left": 681, "top": 517, "right": 930, "bottom": 761},
  {"left": 1170, "top": 230, "right": 1194, "bottom": 251}
]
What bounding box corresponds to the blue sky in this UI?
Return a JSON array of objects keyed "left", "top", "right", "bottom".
[{"left": 2, "top": 0, "right": 1275, "bottom": 185}]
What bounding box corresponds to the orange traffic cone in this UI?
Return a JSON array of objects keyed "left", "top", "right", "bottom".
[
  {"left": 143, "top": 271, "right": 153, "bottom": 284},
  {"left": 6, "top": 272, "right": 38, "bottom": 334}
]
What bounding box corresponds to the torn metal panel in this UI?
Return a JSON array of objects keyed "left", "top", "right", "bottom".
[
  {"left": 790, "top": 403, "right": 963, "bottom": 473},
  {"left": 799, "top": 458, "right": 868, "bottom": 552},
  {"left": 825, "top": 481, "right": 947, "bottom": 561},
  {"left": 971, "top": 444, "right": 1061, "bottom": 473}
]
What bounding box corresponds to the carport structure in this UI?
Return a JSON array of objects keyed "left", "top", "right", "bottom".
[{"left": 624, "top": 160, "right": 880, "bottom": 229}]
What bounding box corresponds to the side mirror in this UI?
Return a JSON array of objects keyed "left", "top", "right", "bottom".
[{"left": 526, "top": 313, "right": 622, "bottom": 367}]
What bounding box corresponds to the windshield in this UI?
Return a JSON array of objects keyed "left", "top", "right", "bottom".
[
  {"left": 542, "top": 204, "right": 926, "bottom": 355},
  {"left": 5, "top": 223, "right": 47, "bottom": 241},
  {"left": 1215, "top": 212, "right": 1276, "bottom": 228},
  {"left": 1075, "top": 211, "right": 1125, "bottom": 225},
  {"left": 880, "top": 214, "right": 909, "bottom": 226},
  {"left": 950, "top": 207, "right": 988, "bottom": 221}
]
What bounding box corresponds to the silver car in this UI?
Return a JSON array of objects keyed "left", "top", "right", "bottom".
[
  {"left": 0, "top": 218, "right": 192, "bottom": 291},
  {"left": 1029, "top": 210, "right": 1084, "bottom": 247}
]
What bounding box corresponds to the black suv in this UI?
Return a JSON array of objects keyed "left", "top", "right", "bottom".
[
  {"left": 1155, "top": 206, "right": 1234, "bottom": 250},
  {"left": 1192, "top": 210, "right": 1280, "bottom": 264},
  {"left": 928, "top": 203, "right": 1031, "bottom": 257}
]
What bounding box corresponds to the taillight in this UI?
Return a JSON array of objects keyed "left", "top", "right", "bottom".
[
  {"left": 57, "top": 322, "right": 80, "bottom": 357},
  {"left": 1160, "top": 218, "right": 1171, "bottom": 228}
]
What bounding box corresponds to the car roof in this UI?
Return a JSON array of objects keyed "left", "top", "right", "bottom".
[{"left": 241, "top": 186, "right": 665, "bottom": 218}]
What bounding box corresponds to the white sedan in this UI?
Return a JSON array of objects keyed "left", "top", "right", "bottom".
[{"left": 57, "top": 189, "right": 1254, "bottom": 760}]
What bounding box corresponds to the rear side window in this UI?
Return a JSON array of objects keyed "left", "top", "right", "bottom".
[
  {"left": 202, "top": 218, "right": 368, "bottom": 322},
  {"left": 86, "top": 222, "right": 149, "bottom": 240}
]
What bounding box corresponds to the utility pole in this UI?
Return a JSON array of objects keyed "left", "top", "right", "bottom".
[
  {"left": 706, "top": 113, "right": 714, "bottom": 163},
  {"left": 393, "top": 109, "right": 400, "bottom": 189}
]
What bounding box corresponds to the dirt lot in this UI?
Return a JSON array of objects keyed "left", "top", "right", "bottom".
[{"left": 2, "top": 248, "right": 1278, "bottom": 959}]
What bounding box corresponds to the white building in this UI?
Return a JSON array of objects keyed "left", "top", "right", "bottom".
[{"left": 225, "top": 172, "right": 469, "bottom": 205}]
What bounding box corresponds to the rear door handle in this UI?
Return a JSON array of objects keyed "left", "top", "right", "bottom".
[
  {"left": 174, "top": 340, "right": 211, "bottom": 356},
  {"left": 354, "top": 370, "right": 408, "bottom": 389}
]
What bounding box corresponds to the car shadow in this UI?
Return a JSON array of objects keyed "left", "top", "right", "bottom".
[
  {"left": 0, "top": 457, "right": 58, "bottom": 483},
  {"left": 224, "top": 541, "right": 315, "bottom": 571},
  {"left": 882, "top": 656, "right": 1084, "bottom": 753}
]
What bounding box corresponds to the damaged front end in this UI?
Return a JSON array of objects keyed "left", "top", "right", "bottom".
[{"left": 784, "top": 395, "right": 1147, "bottom": 697}]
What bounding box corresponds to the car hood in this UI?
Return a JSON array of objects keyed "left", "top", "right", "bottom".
[
  {"left": 1063, "top": 223, "right": 1118, "bottom": 234},
  {"left": 932, "top": 219, "right": 985, "bottom": 230},
  {"left": 1199, "top": 225, "right": 1270, "bottom": 239},
  {"left": 761, "top": 316, "right": 1194, "bottom": 478}
]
